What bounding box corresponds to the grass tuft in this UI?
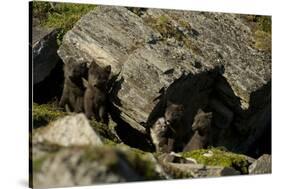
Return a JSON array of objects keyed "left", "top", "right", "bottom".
[
  {"left": 32, "top": 1, "right": 96, "bottom": 45},
  {"left": 32, "top": 103, "right": 66, "bottom": 128}
]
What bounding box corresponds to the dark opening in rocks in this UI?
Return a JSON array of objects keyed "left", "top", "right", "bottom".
[
  {"left": 206, "top": 75, "right": 271, "bottom": 158},
  {"left": 109, "top": 104, "right": 154, "bottom": 152},
  {"left": 33, "top": 60, "right": 64, "bottom": 104}
]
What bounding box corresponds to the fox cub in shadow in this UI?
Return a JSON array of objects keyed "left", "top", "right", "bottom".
[
  {"left": 83, "top": 61, "right": 111, "bottom": 124},
  {"left": 150, "top": 101, "right": 184, "bottom": 153},
  {"left": 183, "top": 109, "right": 212, "bottom": 152},
  {"left": 59, "top": 60, "right": 88, "bottom": 112}
]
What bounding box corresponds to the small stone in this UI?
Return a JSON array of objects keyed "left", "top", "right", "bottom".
[
  {"left": 203, "top": 150, "right": 214, "bottom": 157},
  {"left": 249, "top": 154, "right": 271, "bottom": 174}
]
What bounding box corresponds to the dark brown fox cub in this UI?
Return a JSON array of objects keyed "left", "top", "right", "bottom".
[
  {"left": 59, "top": 61, "right": 88, "bottom": 112},
  {"left": 183, "top": 109, "right": 212, "bottom": 152},
  {"left": 164, "top": 102, "right": 184, "bottom": 127},
  {"left": 83, "top": 62, "right": 111, "bottom": 124},
  {"left": 150, "top": 102, "right": 184, "bottom": 153}
]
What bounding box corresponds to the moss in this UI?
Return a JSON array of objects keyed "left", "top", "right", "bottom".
[
  {"left": 254, "top": 30, "right": 271, "bottom": 52},
  {"left": 32, "top": 103, "right": 66, "bottom": 128},
  {"left": 242, "top": 15, "right": 271, "bottom": 52},
  {"left": 256, "top": 16, "right": 271, "bottom": 33},
  {"left": 33, "top": 155, "right": 48, "bottom": 172},
  {"left": 89, "top": 120, "right": 121, "bottom": 143},
  {"left": 82, "top": 146, "right": 120, "bottom": 169},
  {"left": 119, "top": 147, "right": 161, "bottom": 180},
  {"left": 32, "top": 1, "right": 96, "bottom": 45},
  {"left": 184, "top": 38, "right": 203, "bottom": 56},
  {"left": 144, "top": 14, "right": 203, "bottom": 56},
  {"left": 144, "top": 15, "right": 184, "bottom": 41},
  {"left": 81, "top": 145, "right": 160, "bottom": 180},
  {"left": 178, "top": 19, "right": 192, "bottom": 30},
  {"left": 181, "top": 148, "right": 250, "bottom": 174}
]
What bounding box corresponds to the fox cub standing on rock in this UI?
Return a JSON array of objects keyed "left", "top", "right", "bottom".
[
  {"left": 59, "top": 60, "right": 88, "bottom": 112},
  {"left": 183, "top": 109, "right": 212, "bottom": 152},
  {"left": 83, "top": 61, "right": 111, "bottom": 124},
  {"left": 150, "top": 101, "right": 184, "bottom": 153}
]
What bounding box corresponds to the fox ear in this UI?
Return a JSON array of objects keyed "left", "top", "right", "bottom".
[
  {"left": 82, "top": 78, "right": 89, "bottom": 88},
  {"left": 105, "top": 65, "right": 111, "bottom": 73},
  {"left": 206, "top": 112, "right": 213, "bottom": 119},
  {"left": 81, "top": 62, "right": 88, "bottom": 68},
  {"left": 90, "top": 61, "right": 99, "bottom": 69},
  {"left": 166, "top": 100, "right": 172, "bottom": 106},
  {"left": 179, "top": 104, "right": 184, "bottom": 111}
]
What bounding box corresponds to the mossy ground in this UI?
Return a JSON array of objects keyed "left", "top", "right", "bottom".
[
  {"left": 32, "top": 103, "right": 67, "bottom": 128},
  {"left": 32, "top": 1, "right": 96, "bottom": 44},
  {"left": 181, "top": 148, "right": 250, "bottom": 174}
]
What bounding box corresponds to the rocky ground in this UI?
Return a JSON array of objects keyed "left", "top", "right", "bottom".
[{"left": 31, "top": 3, "right": 271, "bottom": 188}]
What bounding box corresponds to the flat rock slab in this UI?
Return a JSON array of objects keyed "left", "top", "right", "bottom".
[{"left": 162, "top": 162, "right": 240, "bottom": 178}]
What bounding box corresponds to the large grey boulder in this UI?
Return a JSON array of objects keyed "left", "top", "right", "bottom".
[
  {"left": 57, "top": 6, "right": 271, "bottom": 154},
  {"left": 249, "top": 154, "right": 271, "bottom": 174},
  {"left": 57, "top": 6, "right": 219, "bottom": 138},
  {"left": 33, "top": 113, "right": 103, "bottom": 147},
  {"left": 32, "top": 144, "right": 166, "bottom": 188},
  {"left": 32, "top": 24, "right": 60, "bottom": 85}
]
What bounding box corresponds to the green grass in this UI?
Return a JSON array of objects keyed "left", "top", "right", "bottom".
[
  {"left": 32, "top": 1, "right": 96, "bottom": 44},
  {"left": 181, "top": 148, "right": 250, "bottom": 174},
  {"left": 32, "top": 103, "right": 66, "bottom": 128}
]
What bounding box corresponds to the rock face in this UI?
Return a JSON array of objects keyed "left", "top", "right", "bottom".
[
  {"left": 57, "top": 6, "right": 271, "bottom": 156},
  {"left": 32, "top": 21, "right": 64, "bottom": 103},
  {"left": 32, "top": 25, "right": 60, "bottom": 85},
  {"left": 33, "top": 113, "right": 103, "bottom": 146},
  {"left": 249, "top": 154, "right": 271, "bottom": 174}
]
